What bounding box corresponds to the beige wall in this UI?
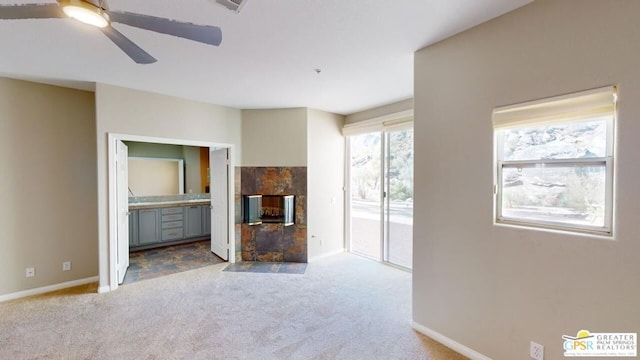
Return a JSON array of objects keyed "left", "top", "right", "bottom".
[
  {"left": 307, "top": 109, "right": 345, "bottom": 259},
  {"left": 96, "top": 83, "right": 242, "bottom": 289},
  {"left": 0, "top": 77, "right": 97, "bottom": 296},
  {"left": 413, "top": 1, "right": 640, "bottom": 359},
  {"left": 241, "top": 108, "right": 308, "bottom": 166}
]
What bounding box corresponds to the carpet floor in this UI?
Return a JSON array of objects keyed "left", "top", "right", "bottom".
[{"left": 0, "top": 253, "right": 467, "bottom": 360}]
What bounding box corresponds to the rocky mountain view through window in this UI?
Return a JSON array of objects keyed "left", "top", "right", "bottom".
[{"left": 500, "top": 117, "right": 609, "bottom": 227}]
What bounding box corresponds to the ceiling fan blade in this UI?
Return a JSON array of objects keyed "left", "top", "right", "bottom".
[
  {"left": 109, "top": 11, "right": 222, "bottom": 46},
  {"left": 101, "top": 26, "right": 157, "bottom": 64},
  {"left": 0, "top": 4, "right": 63, "bottom": 19}
]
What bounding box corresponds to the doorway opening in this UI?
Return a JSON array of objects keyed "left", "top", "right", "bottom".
[
  {"left": 122, "top": 141, "right": 220, "bottom": 284},
  {"left": 347, "top": 128, "right": 414, "bottom": 269},
  {"left": 107, "top": 133, "right": 235, "bottom": 291}
]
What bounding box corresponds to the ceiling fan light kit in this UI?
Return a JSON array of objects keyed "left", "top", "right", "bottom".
[{"left": 60, "top": 0, "right": 109, "bottom": 28}]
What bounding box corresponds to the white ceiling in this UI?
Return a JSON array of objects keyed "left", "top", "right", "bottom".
[{"left": 0, "top": 0, "right": 532, "bottom": 115}]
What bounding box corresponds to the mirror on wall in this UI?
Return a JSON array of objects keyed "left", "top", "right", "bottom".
[
  {"left": 128, "top": 157, "right": 184, "bottom": 196},
  {"left": 124, "top": 141, "right": 210, "bottom": 197}
]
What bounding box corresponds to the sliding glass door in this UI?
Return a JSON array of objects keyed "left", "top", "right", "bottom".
[
  {"left": 348, "top": 128, "right": 413, "bottom": 269},
  {"left": 349, "top": 132, "right": 382, "bottom": 259},
  {"left": 385, "top": 129, "right": 413, "bottom": 268}
]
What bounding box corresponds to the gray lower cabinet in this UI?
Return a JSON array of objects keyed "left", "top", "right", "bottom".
[
  {"left": 185, "top": 206, "right": 203, "bottom": 238},
  {"left": 138, "top": 208, "right": 160, "bottom": 245},
  {"left": 129, "top": 210, "right": 139, "bottom": 247},
  {"left": 129, "top": 203, "right": 210, "bottom": 250},
  {"left": 202, "top": 205, "right": 211, "bottom": 236}
]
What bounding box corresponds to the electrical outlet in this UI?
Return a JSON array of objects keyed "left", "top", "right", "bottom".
[
  {"left": 25, "top": 267, "right": 35, "bottom": 278},
  {"left": 62, "top": 261, "right": 72, "bottom": 271},
  {"left": 530, "top": 341, "right": 544, "bottom": 360}
]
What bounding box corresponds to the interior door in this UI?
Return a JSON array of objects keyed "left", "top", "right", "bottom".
[
  {"left": 210, "top": 148, "right": 229, "bottom": 260},
  {"left": 116, "top": 140, "right": 130, "bottom": 284}
]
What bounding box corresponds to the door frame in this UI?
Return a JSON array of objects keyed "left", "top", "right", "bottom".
[
  {"left": 106, "top": 133, "right": 236, "bottom": 291},
  {"left": 116, "top": 140, "right": 130, "bottom": 284}
]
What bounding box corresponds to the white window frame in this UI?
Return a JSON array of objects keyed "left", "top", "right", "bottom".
[{"left": 493, "top": 86, "right": 616, "bottom": 236}]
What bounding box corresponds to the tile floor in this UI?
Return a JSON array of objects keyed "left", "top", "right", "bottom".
[
  {"left": 123, "top": 240, "right": 225, "bottom": 284},
  {"left": 223, "top": 261, "right": 307, "bottom": 274},
  {"left": 123, "top": 240, "right": 308, "bottom": 284}
]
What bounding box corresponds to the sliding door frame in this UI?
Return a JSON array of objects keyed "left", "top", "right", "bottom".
[{"left": 345, "top": 121, "right": 413, "bottom": 270}]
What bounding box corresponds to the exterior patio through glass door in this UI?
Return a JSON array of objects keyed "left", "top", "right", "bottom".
[{"left": 349, "top": 129, "right": 413, "bottom": 269}]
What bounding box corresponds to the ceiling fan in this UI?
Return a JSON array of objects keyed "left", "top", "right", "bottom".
[{"left": 0, "top": 0, "right": 222, "bottom": 64}]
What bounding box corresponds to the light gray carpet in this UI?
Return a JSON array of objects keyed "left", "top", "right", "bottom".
[{"left": 0, "top": 253, "right": 467, "bottom": 360}]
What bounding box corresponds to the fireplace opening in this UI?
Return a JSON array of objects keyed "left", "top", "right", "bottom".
[{"left": 243, "top": 194, "right": 295, "bottom": 226}]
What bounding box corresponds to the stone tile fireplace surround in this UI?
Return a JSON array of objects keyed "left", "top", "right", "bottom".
[{"left": 238, "top": 167, "right": 307, "bottom": 263}]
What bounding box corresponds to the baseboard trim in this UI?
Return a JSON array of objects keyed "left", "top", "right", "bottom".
[
  {"left": 412, "top": 321, "right": 492, "bottom": 360},
  {"left": 308, "top": 248, "right": 345, "bottom": 262},
  {"left": 0, "top": 276, "right": 99, "bottom": 303}
]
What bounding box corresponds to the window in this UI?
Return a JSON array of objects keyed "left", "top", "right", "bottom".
[{"left": 493, "top": 86, "right": 616, "bottom": 235}]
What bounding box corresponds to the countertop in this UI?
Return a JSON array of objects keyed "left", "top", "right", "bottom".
[{"left": 129, "top": 199, "right": 211, "bottom": 210}]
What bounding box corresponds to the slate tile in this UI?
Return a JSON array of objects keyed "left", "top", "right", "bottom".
[
  {"left": 256, "top": 251, "right": 284, "bottom": 262},
  {"left": 242, "top": 251, "right": 256, "bottom": 261}
]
